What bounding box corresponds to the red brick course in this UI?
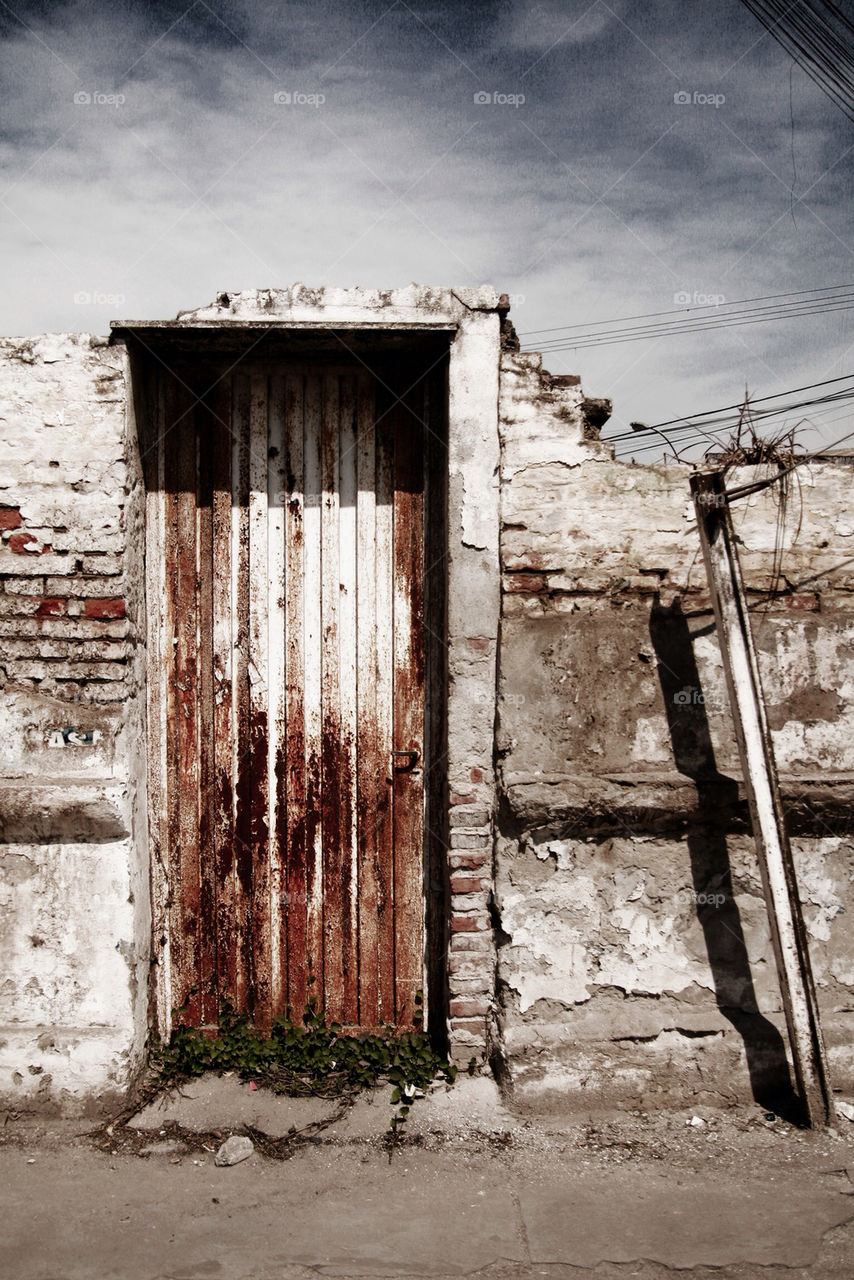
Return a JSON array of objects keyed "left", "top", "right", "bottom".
[
  {"left": 449, "top": 998, "right": 490, "bottom": 1018},
  {"left": 0, "top": 507, "right": 22, "bottom": 530},
  {"left": 451, "top": 914, "right": 486, "bottom": 933},
  {"left": 8, "top": 531, "right": 50, "bottom": 554},
  {"left": 36, "top": 598, "right": 66, "bottom": 617},
  {"left": 448, "top": 1018, "right": 487, "bottom": 1037},
  {"left": 504, "top": 572, "right": 546, "bottom": 593},
  {"left": 450, "top": 873, "right": 488, "bottom": 894},
  {"left": 449, "top": 851, "right": 490, "bottom": 870},
  {"left": 84, "top": 598, "right": 126, "bottom": 619}
]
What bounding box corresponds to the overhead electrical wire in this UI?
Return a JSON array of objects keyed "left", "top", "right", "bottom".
[
  {"left": 741, "top": 0, "right": 854, "bottom": 120},
  {"left": 614, "top": 389, "right": 854, "bottom": 456},
  {"left": 520, "top": 282, "right": 854, "bottom": 338},
  {"left": 610, "top": 384, "right": 854, "bottom": 450},
  {"left": 738, "top": 0, "right": 854, "bottom": 122},
  {"left": 603, "top": 372, "right": 854, "bottom": 459},
  {"left": 518, "top": 284, "right": 854, "bottom": 354},
  {"left": 604, "top": 372, "right": 854, "bottom": 441}
]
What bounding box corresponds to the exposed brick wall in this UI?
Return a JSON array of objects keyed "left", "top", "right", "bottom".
[
  {"left": 495, "top": 348, "right": 854, "bottom": 1110},
  {"left": 446, "top": 802, "right": 492, "bottom": 1047},
  {"left": 0, "top": 332, "right": 149, "bottom": 1114},
  {"left": 0, "top": 335, "right": 134, "bottom": 703},
  {"left": 444, "top": 309, "right": 502, "bottom": 1063}
]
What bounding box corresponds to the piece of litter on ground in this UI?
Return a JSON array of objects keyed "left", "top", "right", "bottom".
[
  {"left": 686, "top": 1115, "right": 706, "bottom": 1127},
  {"left": 215, "top": 1135, "right": 254, "bottom": 1167},
  {"left": 249, "top": 1081, "right": 258, "bottom": 1091},
  {"left": 835, "top": 1100, "right": 854, "bottom": 1122}
]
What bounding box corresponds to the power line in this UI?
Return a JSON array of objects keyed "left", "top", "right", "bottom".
[
  {"left": 519, "top": 282, "right": 854, "bottom": 338},
  {"left": 738, "top": 0, "right": 854, "bottom": 122},
  {"left": 613, "top": 386, "right": 854, "bottom": 448},
  {"left": 609, "top": 377, "right": 854, "bottom": 462},
  {"left": 625, "top": 402, "right": 854, "bottom": 458},
  {"left": 531, "top": 300, "right": 854, "bottom": 352},
  {"left": 624, "top": 403, "right": 854, "bottom": 458},
  {"left": 603, "top": 371, "right": 854, "bottom": 443},
  {"left": 520, "top": 288, "right": 854, "bottom": 354}
]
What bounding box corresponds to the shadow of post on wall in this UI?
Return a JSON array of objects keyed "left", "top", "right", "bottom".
[{"left": 649, "top": 595, "right": 801, "bottom": 1122}]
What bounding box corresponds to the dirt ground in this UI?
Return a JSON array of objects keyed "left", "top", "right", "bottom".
[{"left": 4, "top": 1077, "right": 854, "bottom": 1279}]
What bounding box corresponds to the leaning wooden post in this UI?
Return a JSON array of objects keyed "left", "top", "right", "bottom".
[{"left": 691, "top": 469, "right": 835, "bottom": 1127}]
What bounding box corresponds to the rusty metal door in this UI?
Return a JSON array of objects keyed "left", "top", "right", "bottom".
[{"left": 148, "top": 362, "right": 428, "bottom": 1033}]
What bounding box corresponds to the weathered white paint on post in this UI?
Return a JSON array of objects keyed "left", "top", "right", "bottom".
[{"left": 691, "top": 469, "right": 836, "bottom": 1127}]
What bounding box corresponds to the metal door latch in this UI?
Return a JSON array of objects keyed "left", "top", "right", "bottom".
[{"left": 392, "top": 749, "right": 420, "bottom": 773}]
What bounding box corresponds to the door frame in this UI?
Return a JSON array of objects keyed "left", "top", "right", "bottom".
[{"left": 121, "top": 287, "right": 502, "bottom": 1062}]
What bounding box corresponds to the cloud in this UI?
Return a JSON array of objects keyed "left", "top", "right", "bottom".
[{"left": 0, "top": 0, "right": 851, "bottom": 453}]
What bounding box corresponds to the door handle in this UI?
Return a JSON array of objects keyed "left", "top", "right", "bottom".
[{"left": 392, "top": 749, "right": 420, "bottom": 773}]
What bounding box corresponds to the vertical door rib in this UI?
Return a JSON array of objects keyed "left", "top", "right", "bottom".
[
  {"left": 392, "top": 379, "right": 426, "bottom": 1028},
  {"left": 172, "top": 379, "right": 201, "bottom": 1024},
  {"left": 268, "top": 374, "right": 288, "bottom": 1019},
  {"left": 356, "top": 375, "right": 380, "bottom": 1026},
  {"left": 338, "top": 375, "right": 359, "bottom": 1026},
  {"left": 285, "top": 372, "right": 309, "bottom": 1020},
  {"left": 321, "top": 374, "right": 344, "bottom": 1023},
  {"left": 232, "top": 375, "right": 252, "bottom": 1015},
  {"left": 303, "top": 373, "right": 325, "bottom": 1010},
  {"left": 375, "top": 394, "right": 397, "bottom": 1025},
  {"left": 196, "top": 395, "right": 217, "bottom": 1025},
  {"left": 211, "top": 377, "right": 236, "bottom": 1019},
  {"left": 248, "top": 373, "right": 271, "bottom": 1025}
]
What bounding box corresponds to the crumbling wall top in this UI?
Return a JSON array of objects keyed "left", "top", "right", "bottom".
[{"left": 111, "top": 283, "right": 503, "bottom": 333}]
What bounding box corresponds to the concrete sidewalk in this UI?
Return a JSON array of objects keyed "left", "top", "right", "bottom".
[{"left": 5, "top": 1077, "right": 854, "bottom": 1278}]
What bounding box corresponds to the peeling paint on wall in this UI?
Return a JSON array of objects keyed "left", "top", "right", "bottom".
[{"left": 495, "top": 348, "right": 854, "bottom": 1111}]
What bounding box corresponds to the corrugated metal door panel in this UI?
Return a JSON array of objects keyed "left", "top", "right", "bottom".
[{"left": 157, "top": 362, "right": 427, "bottom": 1032}]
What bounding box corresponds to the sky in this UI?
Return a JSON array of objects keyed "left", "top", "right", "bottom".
[{"left": 0, "top": 0, "right": 852, "bottom": 458}]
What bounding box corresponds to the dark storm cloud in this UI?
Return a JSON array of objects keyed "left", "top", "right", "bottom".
[{"left": 0, "top": 0, "right": 852, "bottom": 448}]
